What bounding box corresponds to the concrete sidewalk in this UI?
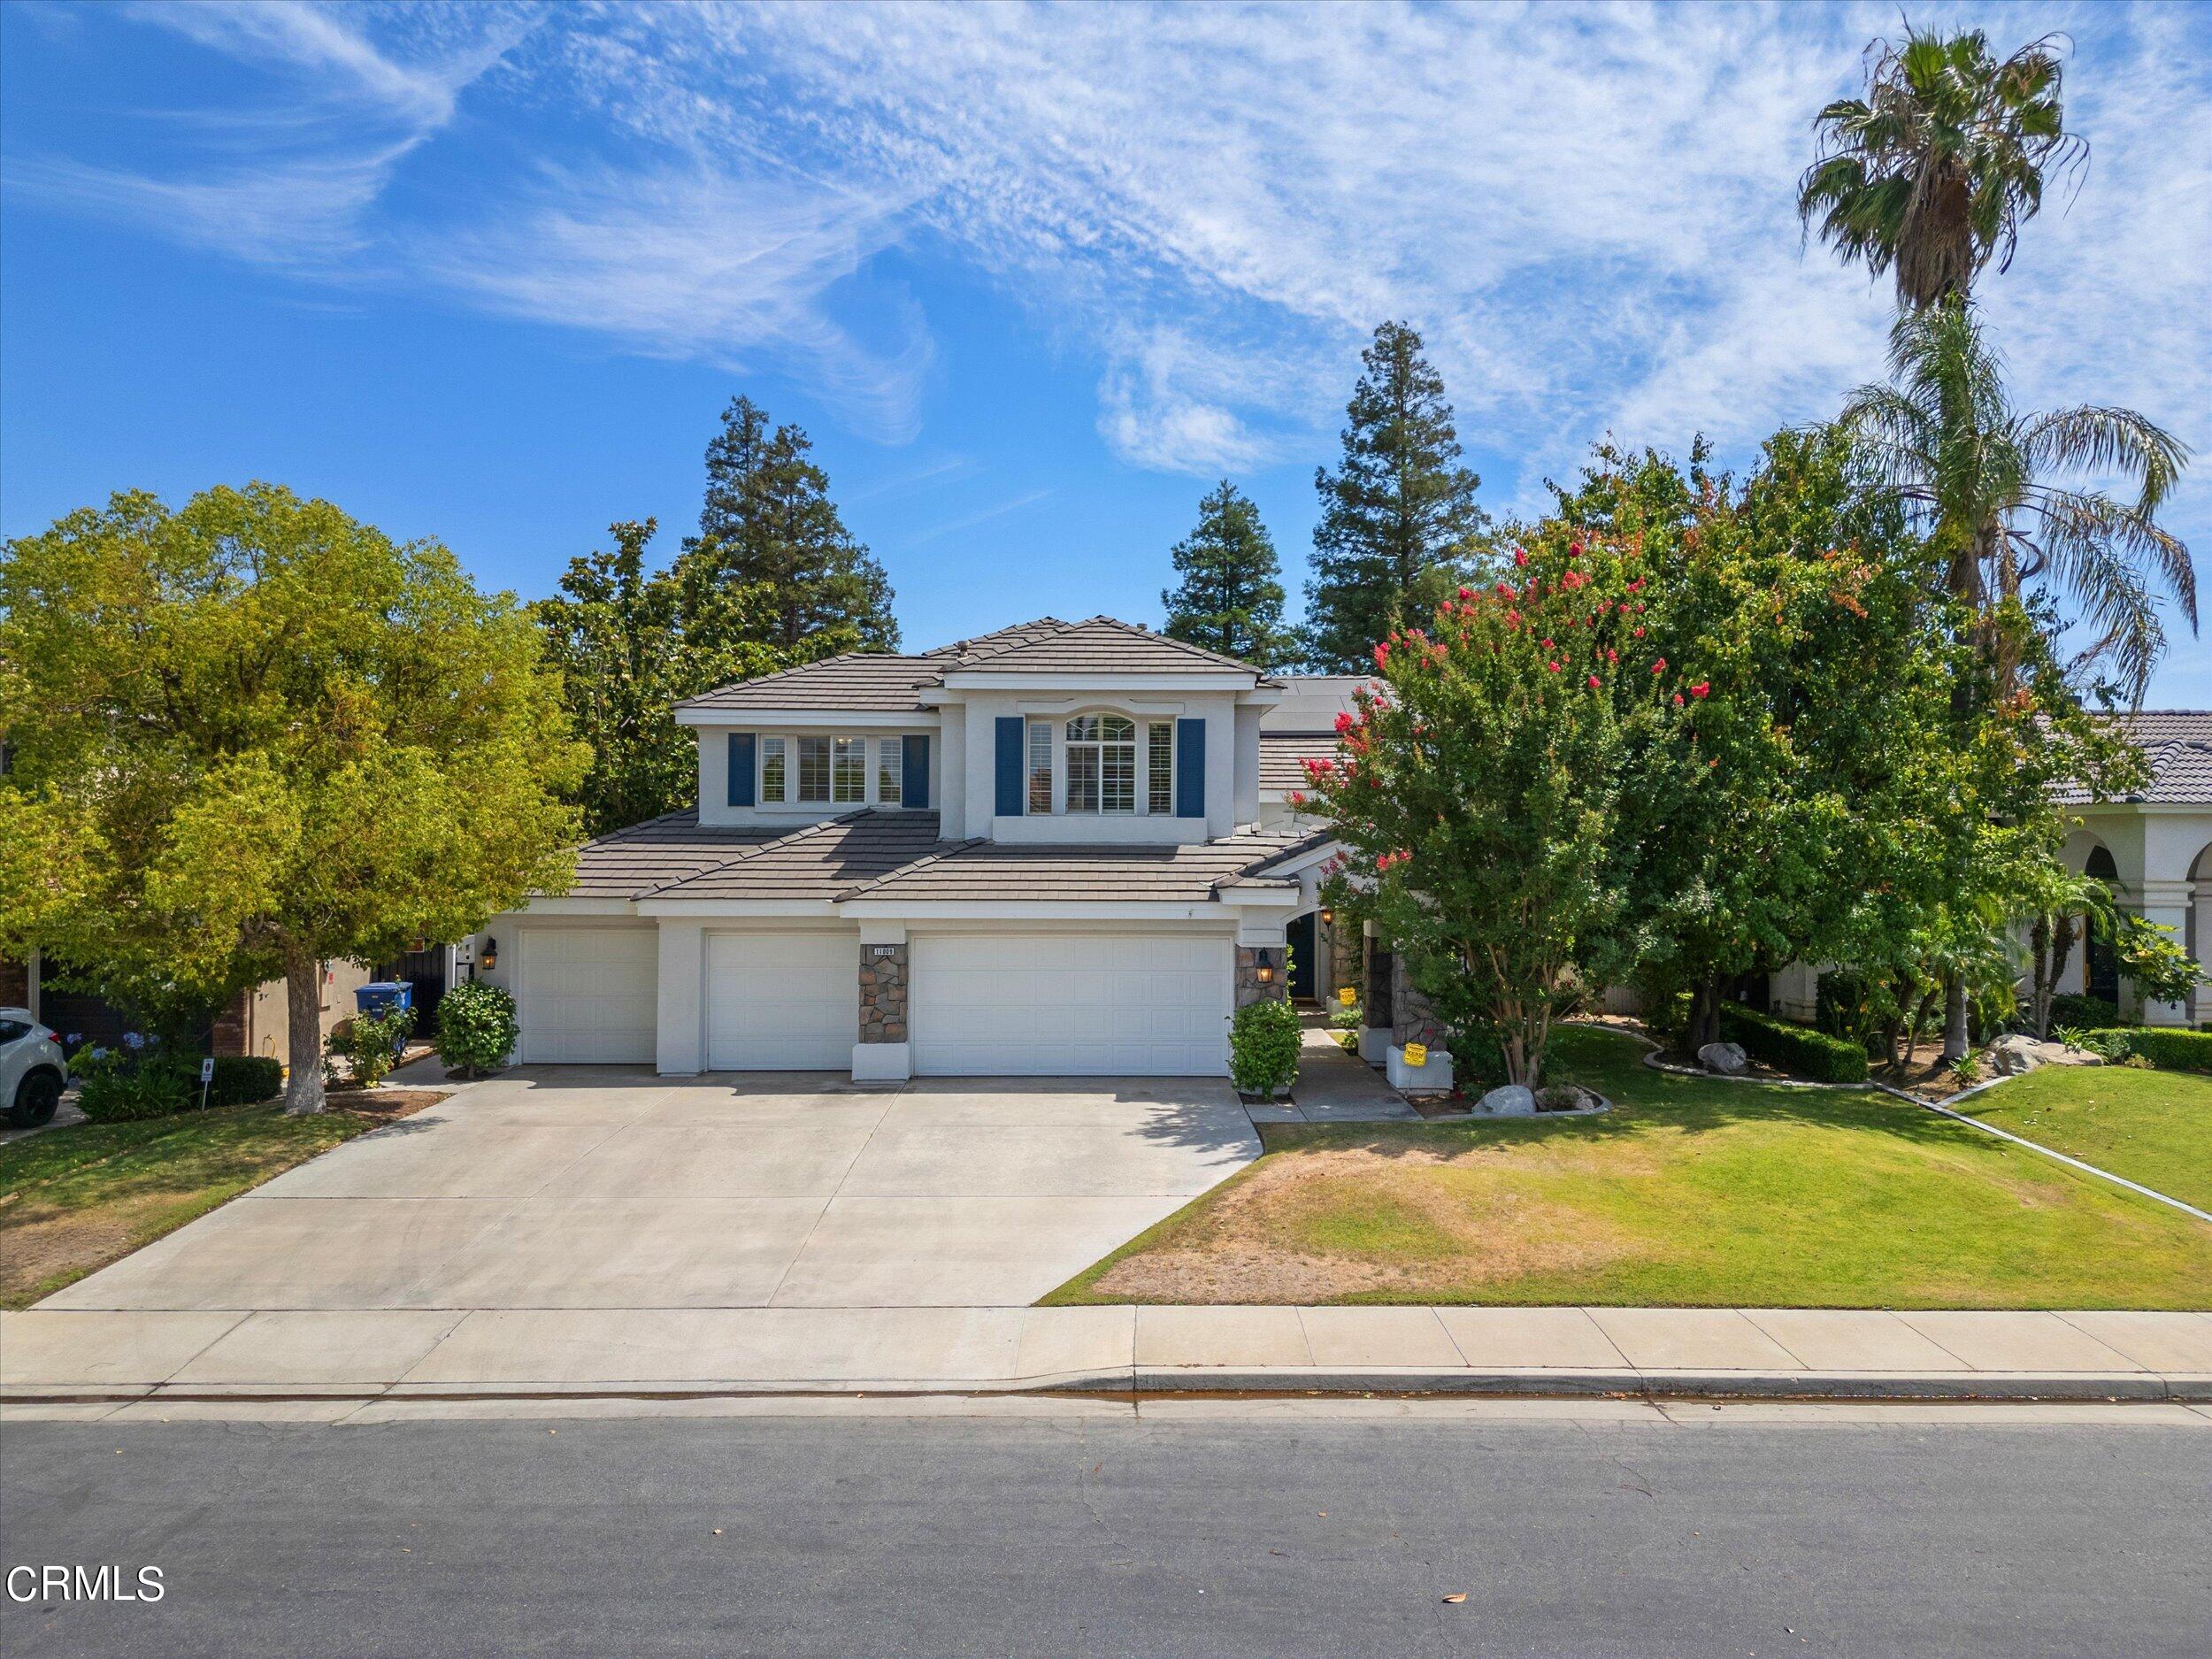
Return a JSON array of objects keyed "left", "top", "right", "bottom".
[{"left": 4, "top": 1304, "right": 2207, "bottom": 1404}]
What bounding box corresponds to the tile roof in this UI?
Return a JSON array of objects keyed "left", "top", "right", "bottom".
[
  {"left": 563, "top": 810, "right": 786, "bottom": 897},
  {"left": 676, "top": 653, "right": 941, "bottom": 713},
  {"left": 1260, "top": 733, "right": 1341, "bottom": 794},
  {"left": 678, "top": 616, "right": 1271, "bottom": 714},
  {"left": 835, "top": 826, "right": 1319, "bottom": 905},
  {"left": 647, "top": 810, "right": 949, "bottom": 901},
  {"left": 937, "top": 616, "right": 1271, "bottom": 678},
  {"left": 2061, "top": 711, "right": 2212, "bottom": 805}
]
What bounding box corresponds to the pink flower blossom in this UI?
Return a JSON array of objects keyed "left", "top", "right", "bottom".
[
  {"left": 1334, "top": 711, "right": 1356, "bottom": 734},
  {"left": 1512, "top": 548, "right": 1529, "bottom": 567},
  {"left": 1690, "top": 681, "right": 1709, "bottom": 699},
  {"left": 1548, "top": 660, "right": 1563, "bottom": 672},
  {"left": 1586, "top": 674, "right": 1601, "bottom": 689},
  {"left": 1651, "top": 657, "right": 1667, "bottom": 673}
]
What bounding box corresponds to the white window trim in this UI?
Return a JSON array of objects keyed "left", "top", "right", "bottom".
[{"left": 749, "top": 731, "right": 921, "bottom": 810}]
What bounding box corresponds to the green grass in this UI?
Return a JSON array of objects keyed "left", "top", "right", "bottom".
[
  {"left": 0, "top": 1099, "right": 417, "bottom": 1309},
  {"left": 1951, "top": 1063, "right": 2212, "bottom": 1213},
  {"left": 1043, "top": 1026, "right": 2212, "bottom": 1310}
]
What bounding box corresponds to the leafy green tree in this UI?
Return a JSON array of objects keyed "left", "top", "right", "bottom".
[
  {"left": 533, "top": 518, "right": 799, "bottom": 834},
  {"left": 1549, "top": 432, "right": 1965, "bottom": 1054},
  {"left": 1800, "top": 27, "right": 2082, "bottom": 310},
  {"left": 692, "top": 395, "right": 898, "bottom": 653},
  {"left": 1842, "top": 297, "right": 2193, "bottom": 704},
  {"left": 0, "top": 484, "right": 585, "bottom": 1113},
  {"left": 1302, "top": 533, "right": 1671, "bottom": 1087},
  {"left": 1161, "top": 480, "right": 1296, "bottom": 668},
  {"left": 1302, "top": 322, "right": 1491, "bottom": 672}
]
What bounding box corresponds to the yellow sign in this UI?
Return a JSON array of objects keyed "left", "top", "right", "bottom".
[
  {"left": 1402, "top": 1042, "right": 1428, "bottom": 1068},
  {"left": 1337, "top": 986, "right": 1357, "bottom": 1007}
]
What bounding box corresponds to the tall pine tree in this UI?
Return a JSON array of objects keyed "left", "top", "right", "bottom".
[
  {"left": 1302, "top": 321, "right": 1490, "bottom": 671},
  {"left": 690, "top": 395, "right": 900, "bottom": 653},
  {"left": 1161, "top": 480, "right": 1296, "bottom": 668}
]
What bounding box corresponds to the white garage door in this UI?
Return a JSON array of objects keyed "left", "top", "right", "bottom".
[
  {"left": 520, "top": 927, "right": 657, "bottom": 1064},
  {"left": 706, "top": 932, "right": 858, "bottom": 1071},
  {"left": 910, "top": 933, "right": 1232, "bottom": 1076}
]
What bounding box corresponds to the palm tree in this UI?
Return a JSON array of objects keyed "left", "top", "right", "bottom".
[
  {"left": 1800, "top": 27, "right": 2084, "bottom": 309},
  {"left": 1840, "top": 298, "right": 2193, "bottom": 704}
]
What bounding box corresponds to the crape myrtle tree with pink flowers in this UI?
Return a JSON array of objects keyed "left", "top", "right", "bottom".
[{"left": 1295, "top": 513, "right": 1681, "bottom": 1088}]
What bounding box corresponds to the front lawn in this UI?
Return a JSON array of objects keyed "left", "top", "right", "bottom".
[
  {"left": 0, "top": 1092, "right": 442, "bottom": 1309},
  {"left": 1950, "top": 1064, "right": 2212, "bottom": 1213},
  {"left": 1043, "top": 1027, "right": 2212, "bottom": 1310}
]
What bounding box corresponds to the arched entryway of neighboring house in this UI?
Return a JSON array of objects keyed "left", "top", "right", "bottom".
[
  {"left": 2083, "top": 843, "right": 2122, "bottom": 1008},
  {"left": 2187, "top": 842, "right": 2212, "bottom": 1026}
]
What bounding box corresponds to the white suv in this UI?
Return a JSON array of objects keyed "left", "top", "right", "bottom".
[{"left": 1, "top": 1008, "right": 67, "bottom": 1129}]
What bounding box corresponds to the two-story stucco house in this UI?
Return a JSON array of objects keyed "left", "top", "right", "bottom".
[{"left": 468, "top": 618, "right": 1394, "bottom": 1082}]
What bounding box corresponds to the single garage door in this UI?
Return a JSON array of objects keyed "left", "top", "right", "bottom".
[
  {"left": 910, "top": 933, "right": 1232, "bottom": 1076},
  {"left": 705, "top": 932, "right": 858, "bottom": 1071},
  {"left": 520, "top": 926, "right": 657, "bottom": 1064}
]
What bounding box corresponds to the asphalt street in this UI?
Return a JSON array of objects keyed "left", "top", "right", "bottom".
[{"left": 3, "top": 1402, "right": 2207, "bottom": 1657}]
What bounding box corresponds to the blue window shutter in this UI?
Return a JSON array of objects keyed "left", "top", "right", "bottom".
[
  {"left": 726, "top": 733, "right": 756, "bottom": 808},
  {"left": 902, "top": 734, "right": 931, "bottom": 810},
  {"left": 1175, "top": 718, "right": 1206, "bottom": 818},
  {"left": 995, "top": 717, "right": 1024, "bottom": 817}
]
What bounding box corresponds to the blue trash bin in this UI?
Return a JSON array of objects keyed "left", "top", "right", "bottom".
[{"left": 354, "top": 982, "right": 415, "bottom": 1055}]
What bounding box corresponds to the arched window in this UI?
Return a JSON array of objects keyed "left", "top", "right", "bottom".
[
  {"left": 2084, "top": 844, "right": 2120, "bottom": 1005},
  {"left": 1066, "top": 714, "right": 1137, "bottom": 813}
]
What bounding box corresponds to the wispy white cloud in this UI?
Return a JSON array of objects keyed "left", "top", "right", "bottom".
[
  {"left": 12, "top": 0, "right": 2207, "bottom": 580},
  {"left": 908, "top": 488, "right": 1053, "bottom": 544},
  {"left": 423, "top": 165, "right": 932, "bottom": 441}
]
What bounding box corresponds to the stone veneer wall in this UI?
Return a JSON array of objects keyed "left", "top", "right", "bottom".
[
  {"left": 1234, "top": 946, "right": 1289, "bottom": 1007},
  {"left": 1391, "top": 951, "right": 1449, "bottom": 1051},
  {"left": 0, "top": 956, "right": 27, "bottom": 1009},
  {"left": 857, "top": 942, "right": 910, "bottom": 1044}
]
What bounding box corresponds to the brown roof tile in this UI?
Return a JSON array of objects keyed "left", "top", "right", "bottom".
[
  {"left": 647, "top": 810, "right": 949, "bottom": 901},
  {"left": 835, "top": 827, "right": 1316, "bottom": 905},
  {"left": 676, "top": 654, "right": 941, "bottom": 713},
  {"left": 1260, "top": 733, "right": 1341, "bottom": 794},
  {"left": 563, "top": 811, "right": 786, "bottom": 898},
  {"left": 941, "top": 616, "right": 1270, "bottom": 678},
  {"left": 2059, "top": 710, "right": 2212, "bottom": 805}
]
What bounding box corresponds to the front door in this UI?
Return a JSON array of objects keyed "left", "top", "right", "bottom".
[{"left": 1286, "top": 913, "right": 1317, "bottom": 1001}]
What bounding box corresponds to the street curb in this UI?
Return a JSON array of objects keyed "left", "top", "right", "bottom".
[{"left": 9, "top": 1368, "right": 2208, "bottom": 1407}]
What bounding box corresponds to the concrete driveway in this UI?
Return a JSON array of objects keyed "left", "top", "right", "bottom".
[{"left": 41, "top": 1068, "right": 1262, "bottom": 1313}]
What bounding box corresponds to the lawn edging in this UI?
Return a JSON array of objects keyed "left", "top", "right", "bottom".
[{"left": 1578, "top": 1018, "right": 2212, "bottom": 1227}]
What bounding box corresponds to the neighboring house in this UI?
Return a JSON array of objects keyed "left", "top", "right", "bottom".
[
  {"left": 0, "top": 950, "right": 378, "bottom": 1057},
  {"left": 472, "top": 618, "right": 1409, "bottom": 1082},
  {"left": 1765, "top": 710, "right": 2212, "bottom": 1029}
]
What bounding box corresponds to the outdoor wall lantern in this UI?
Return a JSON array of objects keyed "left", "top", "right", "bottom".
[
  {"left": 479, "top": 937, "right": 498, "bottom": 972},
  {"left": 1318, "top": 906, "right": 1335, "bottom": 926},
  {"left": 1254, "top": 949, "right": 1277, "bottom": 985}
]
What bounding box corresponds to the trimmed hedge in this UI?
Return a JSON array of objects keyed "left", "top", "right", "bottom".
[
  {"left": 206, "top": 1056, "right": 284, "bottom": 1108},
  {"left": 2081, "top": 1027, "right": 2212, "bottom": 1072},
  {"left": 1718, "top": 1003, "right": 1870, "bottom": 1085}
]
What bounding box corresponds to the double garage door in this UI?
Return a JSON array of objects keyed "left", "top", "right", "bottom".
[
  {"left": 910, "top": 933, "right": 1231, "bottom": 1077},
  {"left": 520, "top": 926, "right": 1231, "bottom": 1076}
]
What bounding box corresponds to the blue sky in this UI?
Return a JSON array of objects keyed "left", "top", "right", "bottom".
[{"left": 4, "top": 2, "right": 2208, "bottom": 695}]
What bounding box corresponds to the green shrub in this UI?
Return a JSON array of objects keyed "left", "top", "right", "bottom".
[
  {"left": 73, "top": 1047, "right": 194, "bottom": 1122},
  {"left": 331, "top": 1005, "right": 414, "bottom": 1088},
  {"left": 1328, "top": 996, "right": 1361, "bottom": 1031},
  {"left": 1717, "top": 1003, "right": 1869, "bottom": 1084},
  {"left": 205, "top": 1056, "right": 284, "bottom": 1108},
  {"left": 2047, "top": 993, "right": 2121, "bottom": 1032},
  {"left": 2081, "top": 1026, "right": 2212, "bottom": 1072},
  {"left": 1227, "top": 996, "right": 1302, "bottom": 1099},
  {"left": 435, "top": 981, "right": 518, "bottom": 1078}
]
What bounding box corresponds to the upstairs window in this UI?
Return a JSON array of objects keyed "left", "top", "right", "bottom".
[
  {"left": 796, "top": 736, "right": 832, "bottom": 803},
  {"left": 1067, "top": 714, "right": 1137, "bottom": 813},
  {"left": 1148, "top": 722, "right": 1174, "bottom": 815},
  {"left": 878, "top": 738, "right": 903, "bottom": 806},
  {"left": 833, "top": 736, "right": 866, "bottom": 803},
  {"left": 1027, "top": 719, "right": 1054, "bottom": 813},
  {"left": 761, "top": 736, "right": 787, "bottom": 803}
]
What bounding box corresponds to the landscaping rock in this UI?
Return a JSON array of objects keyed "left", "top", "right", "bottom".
[
  {"left": 1986, "top": 1033, "right": 2103, "bottom": 1076},
  {"left": 1478, "top": 1084, "right": 1536, "bottom": 1117},
  {"left": 1696, "top": 1041, "right": 1749, "bottom": 1076}
]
